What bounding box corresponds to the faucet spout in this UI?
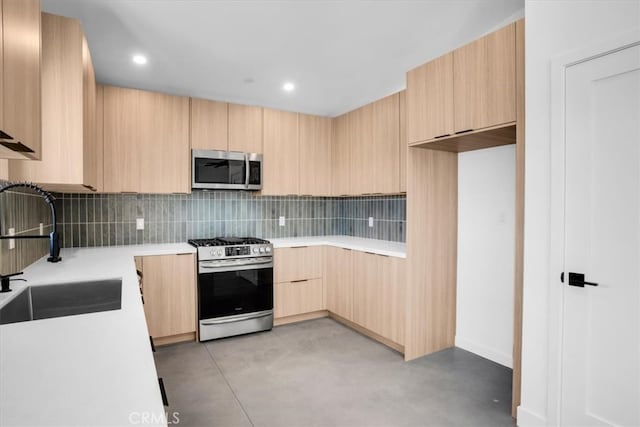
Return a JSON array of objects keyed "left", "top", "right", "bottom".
[{"left": 0, "top": 182, "right": 62, "bottom": 263}]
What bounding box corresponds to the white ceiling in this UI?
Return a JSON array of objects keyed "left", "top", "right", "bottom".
[{"left": 42, "top": 0, "right": 524, "bottom": 117}]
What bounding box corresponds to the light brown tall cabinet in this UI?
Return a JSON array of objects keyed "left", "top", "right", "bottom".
[{"left": 404, "top": 19, "right": 525, "bottom": 418}]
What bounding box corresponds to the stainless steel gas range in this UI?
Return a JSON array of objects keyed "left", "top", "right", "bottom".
[{"left": 188, "top": 237, "right": 274, "bottom": 341}]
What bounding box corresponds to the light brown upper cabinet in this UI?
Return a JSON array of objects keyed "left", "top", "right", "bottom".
[
  {"left": 454, "top": 23, "right": 516, "bottom": 132},
  {"left": 228, "top": 103, "right": 262, "bottom": 153},
  {"left": 190, "top": 98, "right": 228, "bottom": 151},
  {"left": 299, "top": 114, "right": 332, "bottom": 196},
  {"left": 0, "top": 0, "right": 41, "bottom": 159},
  {"left": 349, "top": 104, "right": 373, "bottom": 195},
  {"left": 406, "top": 53, "right": 454, "bottom": 143},
  {"left": 372, "top": 93, "right": 400, "bottom": 194},
  {"left": 348, "top": 94, "right": 400, "bottom": 195},
  {"left": 103, "top": 86, "right": 190, "bottom": 193},
  {"left": 331, "top": 114, "right": 351, "bottom": 196},
  {"left": 399, "top": 90, "right": 407, "bottom": 193},
  {"left": 406, "top": 22, "right": 516, "bottom": 147},
  {"left": 10, "top": 13, "right": 98, "bottom": 192},
  {"left": 95, "top": 85, "right": 104, "bottom": 191},
  {"left": 262, "top": 108, "right": 299, "bottom": 195}
]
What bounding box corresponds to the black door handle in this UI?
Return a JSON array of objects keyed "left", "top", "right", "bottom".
[{"left": 563, "top": 272, "right": 598, "bottom": 287}]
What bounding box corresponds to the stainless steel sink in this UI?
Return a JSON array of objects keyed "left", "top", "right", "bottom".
[{"left": 0, "top": 279, "right": 122, "bottom": 325}]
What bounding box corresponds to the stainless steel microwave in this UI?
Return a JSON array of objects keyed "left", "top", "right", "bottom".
[{"left": 192, "top": 150, "right": 263, "bottom": 190}]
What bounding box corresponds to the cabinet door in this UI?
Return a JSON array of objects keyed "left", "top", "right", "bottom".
[
  {"left": 349, "top": 105, "right": 373, "bottom": 195},
  {"left": 274, "top": 278, "right": 324, "bottom": 319},
  {"left": 352, "top": 251, "right": 381, "bottom": 332},
  {"left": 406, "top": 53, "right": 454, "bottom": 144},
  {"left": 82, "top": 35, "right": 97, "bottom": 190},
  {"left": 9, "top": 13, "right": 97, "bottom": 190},
  {"left": 142, "top": 254, "right": 196, "bottom": 339},
  {"left": 372, "top": 94, "right": 400, "bottom": 194},
  {"left": 299, "top": 114, "right": 332, "bottom": 196},
  {"left": 1, "top": 0, "right": 41, "bottom": 158},
  {"left": 331, "top": 114, "right": 351, "bottom": 196},
  {"left": 190, "top": 98, "right": 228, "bottom": 151},
  {"left": 324, "top": 247, "right": 353, "bottom": 321},
  {"left": 453, "top": 23, "right": 516, "bottom": 132},
  {"left": 95, "top": 85, "right": 104, "bottom": 191},
  {"left": 399, "top": 90, "right": 407, "bottom": 193},
  {"left": 103, "top": 86, "right": 190, "bottom": 193},
  {"left": 378, "top": 256, "right": 406, "bottom": 345},
  {"left": 228, "top": 103, "right": 262, "bottom": 153},
  {"left": 274, "top": 246, "right": 323, "bottom": 283},
  {"left": 262, "top": 108, "right": 299, "bottom": 195}
]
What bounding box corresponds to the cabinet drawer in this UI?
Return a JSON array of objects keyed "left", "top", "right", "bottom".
[
  {"left": 274, "top": 278, "right": 324, "bottom": 319},
  {"left": 274, "top": 246, "right": 323, "bottom": 283}
]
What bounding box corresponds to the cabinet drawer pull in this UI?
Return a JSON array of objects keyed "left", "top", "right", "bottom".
[
  {"left": 291, "top": 279, "right": 308, "bottom": 283},
  {"left": 291, "top": 246, "right": 309, "bottom": 249},
  {"left": 434, "top": 134, "right": 451, "bottom": 139},
  {"left": 158, "top": 378, "right": 169, "bottom": 406},
  {"left": 454, "top": 129, "right": 474, "bottom": 135},
  {"left": 0, "top": 130, "right": 14, "bottom": 140},
  {"left": 176, "top": 253, "right": 192, "bottom": 256}
]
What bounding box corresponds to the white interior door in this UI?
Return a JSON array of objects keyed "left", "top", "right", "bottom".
[{"left": 562, "top": 44, "right": 640, "bottom": 426}]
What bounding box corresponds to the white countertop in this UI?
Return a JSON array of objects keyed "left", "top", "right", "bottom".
[
  {"left": 0, "top": 243, "right": 195, "bottom": 427},
  {"left": 269, "top": 235, "right": 406, "bottom": 258}
]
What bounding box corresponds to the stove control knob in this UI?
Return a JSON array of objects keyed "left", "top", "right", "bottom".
[
  {"left": 210, "top": 249, "right": 216, "bottom": 257},
  {"left": 253, "top": 247, "right": 259, "bottom": 254},
  {"left": 259, "top": 247, "right": 266, "bottom": 253},
  {"left": 265, "top": 246, "right": 272, "bottom": 253}
]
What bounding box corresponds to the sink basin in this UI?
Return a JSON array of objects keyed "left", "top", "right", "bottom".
[{"left": 0, "top": 279, "right": 122, "bottom": 325}]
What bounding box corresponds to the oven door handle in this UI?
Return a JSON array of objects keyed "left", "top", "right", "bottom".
[
  {"left": 199, "top": 260, "right": 273, "bottom": 273},
  {"left": 201, "top": 311, "right": 272, "bottom": 325}
]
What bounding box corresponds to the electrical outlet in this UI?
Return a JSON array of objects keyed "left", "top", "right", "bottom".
[
  {"left": 39, "top": 223, "right": 44, "bottom": 235},
  {"left": 279, "top": 216, "right": 286, "bottom": 227},
  {"left": 8, "top": 228, "right": 15, "bottom": 250},
  {"left": 136, "top": 218, "right": 145, "bottom": 230},
  {"left": 368, "top": 217, "right": 374, "bottom": 228}
]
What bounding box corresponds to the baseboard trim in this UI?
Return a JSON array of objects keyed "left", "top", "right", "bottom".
[
  {"left": 516, "top": 406, "right": 546, "bottom": 427},
  {"left": 455, "top": 335, "right": 513, "bottom": 368},
  {"left": 328, "top": 312, "right": 404, "bottom": 354},
  {"left": 274, "top": 310, "right": 328, "bottom": 326},
  {"left": 153, "top": 332, "right": 196, "bottom": 347}
]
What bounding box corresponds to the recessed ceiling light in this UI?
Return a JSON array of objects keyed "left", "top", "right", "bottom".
[
  {"left": 132, "top": 54, "right": 147, "bottom": 65},
  {"left": 282, "top": 82, "right": 295, "bottom": 92}
]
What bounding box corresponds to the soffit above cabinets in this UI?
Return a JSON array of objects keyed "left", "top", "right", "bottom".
[{"left": 41, "top": 0, "right": 523, "bottom": 117}]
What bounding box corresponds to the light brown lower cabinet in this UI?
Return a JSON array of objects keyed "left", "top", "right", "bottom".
[
  {"left": 273, "top": 245, "right": 406, "bottom": 349},
  {"left": 140, "top": 253, "right": 197, "bottom": 344},
  {"left": 274, "top": 278, "right": 324, "bottom": 318},
  {"left": 352, "top": 251, "right": 406, "bottom": 346},
  {"left": 324, "top": 247, "right": 353, "bottom": 321}
]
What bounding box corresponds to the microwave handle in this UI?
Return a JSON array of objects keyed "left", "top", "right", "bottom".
[{"left": 244, "top": 153, "right": 250, "bottom": 189}]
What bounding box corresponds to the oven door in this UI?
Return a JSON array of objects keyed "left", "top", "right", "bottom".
[
  {"left": 192, "top": 150, "right": 247, "bottom": 190},
  {"left": 198, "top": 264, "right": 273, "bottom": 320}
]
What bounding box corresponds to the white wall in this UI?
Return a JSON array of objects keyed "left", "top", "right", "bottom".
[
  {"left": 521, "top": 1, "right": 640, "bottom": 426},
  {"left": 456, "top": 145, "right": 515, "bottom": 368}
]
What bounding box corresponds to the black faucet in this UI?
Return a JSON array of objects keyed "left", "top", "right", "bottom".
[
  {"left": 0, "top": 272, "right": 25, "bottom": 293},
  {"left": 0, "top": 182, "right": 61, "bottom": 263}
]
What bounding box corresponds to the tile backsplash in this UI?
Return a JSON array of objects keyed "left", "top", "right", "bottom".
[
  {"left": 0, "top": 181, "right": 53, "bottom": 275},
  {"left": 55, "top": 192, "right": 406, "bottom": 248}
]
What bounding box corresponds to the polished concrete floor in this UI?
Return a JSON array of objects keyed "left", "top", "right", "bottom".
[{"left": 154, "top": 318, "right": 514, "bottom": 427}]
